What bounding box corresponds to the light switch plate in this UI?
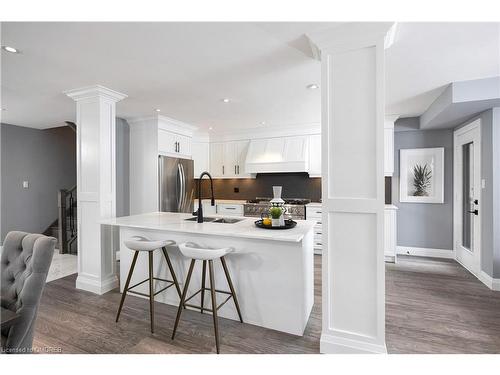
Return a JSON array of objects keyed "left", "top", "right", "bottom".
[
  {"left": 482, "top": 179, "right": 486, "bottom": 189},
  {"left": 23, "top": 180, "right": 29, "bottom": 189}
]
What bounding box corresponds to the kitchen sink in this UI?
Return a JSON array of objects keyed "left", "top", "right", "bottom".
[
  {"left": 184, "top": 217, "right": 242, "bottom": 224},
  {"left": 212, "top": 218, "right": 243, "bottom": 224},
  {"left": 184, "top": 217, "right": 217, "bottom": 222}
]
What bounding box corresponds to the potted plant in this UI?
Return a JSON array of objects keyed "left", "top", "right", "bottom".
[{"left": 269, "top": 206, "right": 283, "bottom": 227}]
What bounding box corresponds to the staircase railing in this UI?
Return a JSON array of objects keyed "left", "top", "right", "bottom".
[{"left": 58, "top": 185, "right": 77, "bottom": 254}]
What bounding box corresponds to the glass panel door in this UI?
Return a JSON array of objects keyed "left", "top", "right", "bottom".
[{"left": 462, "top": 142, "right": 474, "bottom": 251}]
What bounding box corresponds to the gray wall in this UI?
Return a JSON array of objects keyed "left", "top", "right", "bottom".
[
  {"left": 0, "top": 123, "right": 76, "bottom": 242},
  {"left": 457, "top": 109, "right": 500, "bottom": 277},
  {"left": 116, "top": 118, "right": 130, "bottom": 217},
  {"left": 392, "top": 126, "right": 454, "bottom": 250}
]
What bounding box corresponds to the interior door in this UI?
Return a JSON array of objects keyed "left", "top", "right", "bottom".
[{"left": 454, "top": 120, "right": 481, "bottom": 276}]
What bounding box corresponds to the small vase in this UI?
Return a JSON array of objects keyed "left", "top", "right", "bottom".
[{"left": 271, "top": 218, "right": 280, "bottom": 227}]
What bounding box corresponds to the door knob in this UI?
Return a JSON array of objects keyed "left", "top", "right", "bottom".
[{"left": 474, "top": 199, "right": 479, "bottom": 205}]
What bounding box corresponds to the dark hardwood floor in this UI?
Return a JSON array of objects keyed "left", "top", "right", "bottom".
[
  {"left": 386, "top": 256, "right": 500, "bottom": 354},
  {"left": 33, "top": 255, "right": 500, "bottom": 354}
]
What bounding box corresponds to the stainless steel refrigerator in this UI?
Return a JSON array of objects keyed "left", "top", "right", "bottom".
[{"left": 158, "top": 156, "right": 195, "bottom": 213}]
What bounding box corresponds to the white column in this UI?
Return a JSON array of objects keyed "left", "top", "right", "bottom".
[
  {"left": 308, "top": 23, "right": 395, "bottom": 353},
  {"left": 65, "top": 85, "right": 127, "bottom": 294}
]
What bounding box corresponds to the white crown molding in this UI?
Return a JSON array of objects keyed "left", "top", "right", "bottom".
[
  {"left": 126, "top": 114, "right": 198, "bottom": 137},
  {"left": 209, "top": 123, "right": 321, "bottom": 142},
  {"left": 64, "top": 84, "right": 127, "bottom": 102},
  {"left": 306, "top": 22, "right": 396, "bottom": 57}
]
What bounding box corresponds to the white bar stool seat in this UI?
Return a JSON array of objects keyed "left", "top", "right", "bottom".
[
  {"left": 116, "top": 236, "right": 182, "bottom": 333},
  {"left": 178, "top": 242, "right": 233, "bottom": 260},
  {"left": 124, "top": 236, "right": 174, "bottom": 252},
  {"left": 172, "top": 242, "right": 243, "bottom": 354}
]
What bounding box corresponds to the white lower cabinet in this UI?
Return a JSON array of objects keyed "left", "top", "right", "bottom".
[
  {"left": 306, "top": 204, "right": 323, "bottom": 254},
  {"left": 217, "top": 203, "right": 244, "bottom": 216},
  {"left": 384, "top": 205, "right": 398, "bottom": 262}
]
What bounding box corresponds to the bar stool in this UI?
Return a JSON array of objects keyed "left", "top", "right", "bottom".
[
  {"left": 115, "top": 236, "right": 182, "bottom": 333},
  {"left": 171, "top": 242, "right": 243, "bottom": 354}
]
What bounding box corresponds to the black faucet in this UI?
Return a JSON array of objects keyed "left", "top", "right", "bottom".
[{"left": 196, "top": 171, "right": 215, "bottom": 223}]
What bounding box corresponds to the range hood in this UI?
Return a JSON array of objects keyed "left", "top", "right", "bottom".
[{"left": 244, "top": 136, "right": 309, "bottom": 174}]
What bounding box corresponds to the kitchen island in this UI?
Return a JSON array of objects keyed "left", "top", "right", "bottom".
[{"left": 103, "top": 212, "right": 315, "bottom": 336}]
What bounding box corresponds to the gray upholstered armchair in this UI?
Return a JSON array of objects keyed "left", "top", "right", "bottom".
[{"left": 1, "top": 231, "right": 56, "bottom": 353}]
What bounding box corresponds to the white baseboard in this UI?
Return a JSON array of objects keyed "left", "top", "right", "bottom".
[
  {"left": 320, "top": 333, "right": 387, "bottom": 354},
  {"left": 478, "top": 271, "right": 500, "bottom": 291},
  {"left": 396, "top": 246, "right": 454, "bottom": 259},
  {"left": 76, "top": 274, "right": 119, "bottom": 295}
]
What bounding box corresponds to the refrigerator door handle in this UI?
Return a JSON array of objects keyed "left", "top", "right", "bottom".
[
  {"left": 158, "top": 156, "right": 163, "bottom": 211},
  {"left": 177, "top": 163, "right": 183, "bottom": 211},
  {"left": 179, "top": 163, "right": 186, "bottom": 212}
]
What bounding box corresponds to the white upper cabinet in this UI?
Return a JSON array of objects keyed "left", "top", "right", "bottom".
[
  {"left": 308, "top": 134, "right": 321, "bottom": 177},
  {"left": 209, "top": 140, "right": 250, "bottom": 178},
  {"left": 158, "top": 129, "right": 192, "bottom": 159},
  {"left": 235, "top": 140, "right": 250, "bottom": 177},
  {"left": 210, "top": 142, "right": 225, "bottom": 177},
  {"left": 192, "top": 141, "right": 210, "bottom": 178}
]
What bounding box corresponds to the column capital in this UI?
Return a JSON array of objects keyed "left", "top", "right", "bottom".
[
  {"left": 307, "top": 22, "right": 397, "bottom": 57},
  {"left": 64, "top": 84, "right": 127, "bottom": 102}
]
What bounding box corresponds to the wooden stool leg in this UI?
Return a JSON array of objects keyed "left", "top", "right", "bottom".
[
  {"left": 172, "top": 259, "right": 196, "bottom": 340},
  {"left": 116, "top": 251, "right": 139, "bottom": 322},
  {"left": 220, "top": 257, "right": 243, "bottom": 323},
  {"left": 208, "top": 260, "right": 220, "bottom": 354},
  {"left": 200, "top": 260, "right": 207, "bottom": 314},
  {"left": 148, "top": 251, "right": 155, "bottom": 333},
  {"left": 161, "top": 246, "right": 182, "bottom": 298}
]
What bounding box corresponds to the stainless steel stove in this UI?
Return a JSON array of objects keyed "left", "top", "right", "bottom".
[{"left": 243, "top": 197, "right": 311, "bottom": 220}]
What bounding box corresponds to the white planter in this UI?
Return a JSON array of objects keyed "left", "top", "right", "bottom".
[{"left": 272, "top": 219, "right": 281, "bottom": 227}]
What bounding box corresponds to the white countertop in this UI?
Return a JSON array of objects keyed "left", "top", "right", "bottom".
[
  {"left": 306, "top": 202, "right": 322, "bottom": 207},
  {"left": 102, "top": 212, "right": 316, "bottom": 243}
]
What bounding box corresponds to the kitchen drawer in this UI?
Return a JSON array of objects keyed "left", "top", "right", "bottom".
[
  {"left": 217, "top": 203, "right": 243, "bottom": 216},
  {"left": 306, "top": 206, "right": 322, "bottom": 219},
  {"left": 313, "top": 239, "right": 323, "bottom": 249}
]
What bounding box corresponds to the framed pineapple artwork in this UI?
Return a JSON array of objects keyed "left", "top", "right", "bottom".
[{"left": 399, "top": 147, "right": 444, "bottom": 204}]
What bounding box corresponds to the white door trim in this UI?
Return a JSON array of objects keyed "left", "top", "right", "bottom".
[{"left": 453, "top": 119, "right": 482, "bottom": 277}]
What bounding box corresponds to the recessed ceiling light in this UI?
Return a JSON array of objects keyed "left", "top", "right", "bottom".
[
  {"left": 208, "top": 126, "right": 213, "bottom": 130},
  {"left": 307, "top": 84, "right": 319, "bottom": 90},
  {"left": 155, "top": 109, "right": 161, "bottom": 112},
  {"left": 221, "top": 98, "right": 230, "bottom": 103},
  {"left": 2, "top": 46, "right": 19, "bottom": 54},
  {"left": 260, "top": 121, "right": 266, "bottom": 126}
]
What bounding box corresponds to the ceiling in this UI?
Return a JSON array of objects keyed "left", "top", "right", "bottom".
[{"left": 1, "top": 22, "right": 499, "bottom": 131}]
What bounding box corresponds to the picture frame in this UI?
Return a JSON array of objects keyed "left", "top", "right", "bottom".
[{"left": 399, "top": 147, "right": 444, "bottom": 204}]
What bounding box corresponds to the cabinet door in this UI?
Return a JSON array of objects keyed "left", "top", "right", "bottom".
[
  {"left": 223, "top": 142, "right": 237, "bottom": 177},
  {"left": 309, "top": 134, "right": 322, "bottom": 177},
  {"left": 210, "top": 143, "right": 225, "bottom": 177},
  {"left": 177, "top": 134, "right": 192, "bottom": 158},
  {"left": 158, "top": 129, "right": 177, "bottom": 155},
  {"left": 236, "top": 140, "right": 250, "bottom": 176},
  {"left": 192, "top": 142, "right": 209, "bottom": 178}
]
